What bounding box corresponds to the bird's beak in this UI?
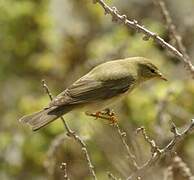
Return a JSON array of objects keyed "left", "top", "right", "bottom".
[{"left": 158, "top": 72, "right": 168, "bottom": 81}]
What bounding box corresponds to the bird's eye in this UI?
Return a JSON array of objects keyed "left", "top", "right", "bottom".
[{"left": 150, "top": 69, "right": 155, "bottom": 73}]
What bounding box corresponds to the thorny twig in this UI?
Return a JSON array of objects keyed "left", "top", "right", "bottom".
[
  {"left": 42, "top": 80, "right": 97, "bottom": 180},
  {"left": 127, "top": 120, "right": 194, "bottom": 180},
  {"left": 87, "top": 112, "right": 138, "bottom": 171},
  {"left": 92, "top": 0, "right": 194, "bottom": 78},
  {"left": 107, "top": 171, "right": 121, "bottom": 180},
  {"left": 114, "top": 123, "right": 138, "bottom": 170},
  {"left": 98, "top": 106, "right": 194, "bottom": 179},
  {"left": 60, "top": 162, "right": 70, "bottom": 180},
  {"left": 152, "top": 0, "right": 193, "bottom": 76},
  {"left": 88, "top": 111, "right": 138, "bottom": 171}
]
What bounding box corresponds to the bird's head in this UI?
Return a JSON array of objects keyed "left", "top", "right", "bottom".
[{"left": 136, "top": 58, "right": 167, "bottom": 82}]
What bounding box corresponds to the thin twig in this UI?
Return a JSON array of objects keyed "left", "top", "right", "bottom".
[
  {"left": 127, "top": 120, "right": 194, "bottom": 180},
  {"left": 107, "top": 172, "right": 121, "bottom": 180},
  {"left": 87, "top": 112, "right": 138, "bottom": 171},
  {"left": 60, "top": 162, "right": 70, "bottom": 180},
  {"left": 136, "top": 127, "right": 161, "bottom": 155},
  {"left": 152, "top": 0, "right": 194, "bottom": 78},
  {"left": 42, "top": 79, "right": 97, "bottom": 180},
  {"left": 114, "top": 123, "right": 138, "bottom": 170},
  {"left": 42, "top": 80, "right": 70, "bottom": 131},
  {"left": 92, "top": 0, "right": 194, "bottom": 78}
]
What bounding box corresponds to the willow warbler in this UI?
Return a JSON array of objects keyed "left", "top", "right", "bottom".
[{"left": 19, "top": 57, "right": 167, "bottom": 131}]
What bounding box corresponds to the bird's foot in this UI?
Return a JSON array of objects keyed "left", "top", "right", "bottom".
[
  {"left": 85, "top": 111, "right": 102, "bottom": 120},
  {"left": 100, "top": 108, "right": 118, "bottom": 125},
  {"left": 85, "top": 109, "right": 118, "bottom": 125},
  {"left": 108, "top": 115, "right": 118, "bottom": 125}
]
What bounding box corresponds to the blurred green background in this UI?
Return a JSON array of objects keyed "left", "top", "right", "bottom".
[{"left": 1, "top": 0, "right": 194, "bottom": 179}]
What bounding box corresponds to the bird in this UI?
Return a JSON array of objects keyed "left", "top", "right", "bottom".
[{"left": 19, "top": 57, "right": 167, "bottom": 131}]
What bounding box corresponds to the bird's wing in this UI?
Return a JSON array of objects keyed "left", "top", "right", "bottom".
[{"left": 49, "top": 76, "right": 135, "bottom": 107}]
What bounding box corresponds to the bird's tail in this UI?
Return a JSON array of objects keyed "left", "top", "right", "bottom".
[{"left": 19, "top": 106, "right": 73, "bottom": 131}]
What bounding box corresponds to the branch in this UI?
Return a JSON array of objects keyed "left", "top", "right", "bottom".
[
  {"left": 114, "top": 123, "right": 138, "bottom": 170},
  {"left": 92, "top": 0, "right": 194, "bottom": 78},
  {"left": 107, "top": 171, "right": 122, "bottom": 180},
  {"left": 60, "top": 162, "right": 70, "bottom": 180},
  {"left": 152, "top": 0, "right": 190, "bottom": 58},
  {"left": 42, "top": 80, "right": 97, "bottom": 180},
  {"left": 88, "top": 113, "right": 139, "bottom": 171},
  {"left": 127, "top": 120, "right": 194, "bottom": 180}
]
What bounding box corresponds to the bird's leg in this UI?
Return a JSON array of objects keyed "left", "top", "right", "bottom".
[
  {"left": 85, "top": 108, "right": 118, "bottom": 124},
  {"left": 85, "top": 111, "right": 102, "bottom": 120}
]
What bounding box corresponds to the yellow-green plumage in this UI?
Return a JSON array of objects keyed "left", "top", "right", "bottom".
[{"left": 19, "top": 57, "right": 166, "bottom": 131}]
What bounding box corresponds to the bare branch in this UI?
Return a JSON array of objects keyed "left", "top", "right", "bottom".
[
  {"left": 60, "top": 162, "right": 70, "bottom": 180},
  {"left": 152, "top": 0, "right": 189, "bottom": 56},
  {"left": 42, "top": 80, "right": 97, "bottom": 180},
  {"left": 107, "top": 171, "right": 122, "bottom": 180},
  {"left": 91, "top": 0, "right": 194, "bottom": 78},
  {"left": 114, "top": 123, "right": 138, "bottom": 170},
  {"left": 127, "top": 120, "right": 194, "bottom": 180},
  {"left": 42, "top": 80, "right": 70, "bottom": 131},
  {"left": 136, "top": 127, "right": 161, "bottom": 155}
]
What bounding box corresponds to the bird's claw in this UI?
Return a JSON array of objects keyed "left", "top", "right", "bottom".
[
  {"left": 85, "top": 109, "right": 118, "bottom": 125},
  {"left": 109, "top": 115, "right": 118, "bottom": 125},
  {"left": 85, "top": 111, "right": 101, "bottom": 119}
]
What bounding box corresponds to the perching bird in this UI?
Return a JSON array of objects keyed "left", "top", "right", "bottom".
[{"left": 19, "top": 57, "right": 167, "bottom": 131}]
